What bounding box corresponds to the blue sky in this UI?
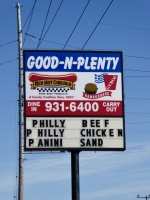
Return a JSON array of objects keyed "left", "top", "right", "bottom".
[{"left": 0, "top": 0, "right": 150, "bottom": 199}]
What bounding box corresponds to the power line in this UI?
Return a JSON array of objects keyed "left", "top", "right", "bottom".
[
  {"left": 24, "top": 150, "right": 148, "bottom": 161},
  {"left": 23, "top": 31, "right": 80, "bottom": 48},
  {"left": 0, "top": 40, "right": 18, "bottom": 48},
  {"left": 25, "top": 159, "right": 150, "bottom": 174},
  {"left": 22, "top": 6, "right": 35, "bottom": 30},
  {"left": 23, "top": 0, "right": 37, "bottom": 46},
  {"left": 125, "top": 55, "right": 150, "bottom": 60},
  {"left": 63, "top": 0, "right": 91, "bottom": 50},
  {"left": 0, "top": 7, "right": 14, "bottom": 14},
  {"left": 82, "top": 0, "right": 114, "bottom": 49},
  {"left": 125, "top": 76, "right": 150, "bottom": 78},
  {"left": 126, "top": 112, "right": 150, "bottom": 115},
  {"left": 126, "top": 128, "right": 150, "bottom": 134},
  {"left": 126, "top": 112, "right": 150, "bottom": 118},
  {"left": 0, "top": 100, "right": 17, "bottom": 103},
  {"left": 126, "top": 113, "right": 150, "bottom": 118},
  {"left": 36, "top": 0, "right": 52, "bottom": 49},
  {"left": 22, "top": 6, "right": 46, "bottom": 13},
  {"left": 100, "top": 22, "right": 150, "bottom": 32},
  {"left": 24, "top": 145, "right": 150, "bottom": 155},
  {"left": 23, "top": 6, "right": 97, "bottom": 25},
  {"left": 0, "top": 58, "right": 18, "bottom": 66},
  {"left": 37, "top": 0, "right": 64, "bottom": 48},
  {"left": 125, "top": 97, "right": 150, "bottom": 101},
  {"left": 124, "top": 69, "right": 150, "bottom": 73},
  {"left": 23, "top": 32, "right": 150, "bottom": 61},
  {"left": 128, "top": 146, "right": 150, "bottom": 151},
  {"left": 126, "top": 122, "right": 150, "bottom": 124},
  {"left": 24, "top": 145, "right": 150, "bottom": 157},
  {"left": 22, "top": 6, "right": 150, "bottom": 33}
]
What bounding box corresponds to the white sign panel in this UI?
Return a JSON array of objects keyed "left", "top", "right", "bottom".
[
  {"left": 25, "top": 117, "right": 124, "bottom": 150},
  {"left": 23, "top": 50, "right": 125, "bottom": 151}
]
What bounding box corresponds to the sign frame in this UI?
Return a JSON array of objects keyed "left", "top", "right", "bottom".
[{"left": 23, "top": 50, "right": 125, "bottom": 152}]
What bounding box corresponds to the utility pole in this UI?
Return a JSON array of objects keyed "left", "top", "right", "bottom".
[
  {"left": 16, "top": 3, "right": 24, "bottom": 200},
  {"left": 137, "top": 195, "right": 150, "bottom": 200}
]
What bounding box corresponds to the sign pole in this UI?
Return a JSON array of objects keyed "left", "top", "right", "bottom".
[
  {"left": 16, "top": 3, "right": 24, "bottom": 200},
  {"left": 71, "top": 151, "right": 80, "bottom": 200}
]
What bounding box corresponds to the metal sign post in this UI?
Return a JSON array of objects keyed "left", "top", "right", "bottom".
[{"left": 71, "top": 151, "right": 80, "bottom": 200}]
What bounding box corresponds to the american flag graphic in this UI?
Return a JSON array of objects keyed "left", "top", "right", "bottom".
[{"left": 95, "top": 73, "right": 108, "bottom": 84}]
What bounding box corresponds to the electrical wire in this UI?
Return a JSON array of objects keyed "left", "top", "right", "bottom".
[
  {"left": 126, "top": 122, "right": 150, "bottom": 124},
  {"left": 24, "top": 145, "right": 150, "bottom": 157},
  {"left": 23, "top": 0, "right": 37, "bottom": 46},
  {"left": 100, "top": 22, "right": 150, "bottom": 32},
  {"left": 36, "top": 0, "right": 52, "bottom": 49},
  {"left": 126, "top": 113, "right": 150, "bottom": 118},
  {"left": 23, "top": 32, "right": 150, "bottom": 60},
  {"left": 22, "top": 5, "right": 46, "bottom": 13},
  {"left": 63, "top": 0, "right": 91, "bottom": 50},
  {"left": 0, "top": 58, "right": 18, "bottom": 66},
  {"left": 0, "top": 100, "right": 17, "bottom": 103},
  {"left": 128, "top": 146, "right": 150, "bottom": 151},
  {"left": 22, "top": 32, "right": 150, "bottom": 59},
  {"left": 126, "top": 112, "right": 150, "bottom": 115},
  {"left": 124, "top": 69, "right": 150, "bottom": 73},
  {"left": 25, "top": 159, "right": 150, "bottom": 174},
  {"left": 22, "top": 12, "right": 33, "bottom": 31},
  {"left": 126, "top": 128, "right": 150, "bottom": 134},
  {"left": 24, "top": 151, "right": 148, "bottom": 161},
  {"left": 23, "top": 31, "right": 80, "bottom": 48},
  {"left": 82, "top": 0, "right": 114, "bottom": 49},
  {"left": 125, "top": 97, "right": 150, "bottom": 101},
  {"left": 0, "top": 7, "right": 14, "bottom": 14},
  {"left": 22, "top": 6, "right": 150, "bottom": 33},
  {"left": 125, "top": 76, "right": 150, "bottom": 78},
  {"left": 0, "top": 40, "right": 18, "bottom": 47},
  {"left": 22, "top": 2, "right": 37, "bottom": 30},
  {"left": 37, "top": 0, "right": 64, "bottom": 48},
  {"left": 125, "top": 55, "right": 150, "bottom": 60}
]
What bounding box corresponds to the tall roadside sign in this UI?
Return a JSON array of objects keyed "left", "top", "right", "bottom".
[{"left": 23, "top": 50, "right": 125, "bottom": 151}]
